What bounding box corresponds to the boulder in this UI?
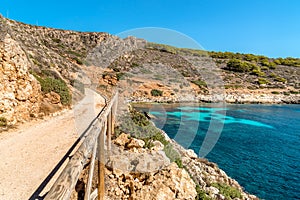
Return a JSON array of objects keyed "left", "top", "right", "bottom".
[
  {"left": 127, "top": 138, "right": 145, "bottom": 149},
  {"left": 151, "top": 140, "right": 164, "bottom": 151},
  {"left": 114, "top": 133, "right": 130, "bottom": 146},
  {"left": 185, "top": 149, "right": 198, "bottom": 159}
]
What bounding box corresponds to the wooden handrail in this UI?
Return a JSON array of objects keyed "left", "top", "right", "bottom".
[{"left": 44, "top": 91, "right": 118, "bottom": 200}]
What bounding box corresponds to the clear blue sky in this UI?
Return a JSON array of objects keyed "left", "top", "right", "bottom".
[{"left": 1, "top": 0, "right": 299, "bottom": 58}]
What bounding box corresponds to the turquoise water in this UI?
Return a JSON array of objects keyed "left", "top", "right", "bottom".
[{"left": 136, "top": 104, "right": 300, "bottom": 200}]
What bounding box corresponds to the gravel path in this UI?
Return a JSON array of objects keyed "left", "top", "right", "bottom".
[{"left": 0, "top": 89, "right": 104, "bottom": 200}]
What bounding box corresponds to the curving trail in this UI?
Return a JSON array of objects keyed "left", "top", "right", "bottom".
[{"left": 0, "top": 89, "right": 105, "bottom": 200}]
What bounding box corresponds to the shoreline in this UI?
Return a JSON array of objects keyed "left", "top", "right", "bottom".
[
  {"left": 150, "top": 121, "right": 259, "bottom": 199},
  {"left": 129, "top": 93, "right": 300, "bottom": 105}
]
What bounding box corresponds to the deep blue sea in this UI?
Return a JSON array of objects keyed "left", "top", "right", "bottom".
[{"left": 135, "top": 104, "right": 300, "bottom": 200}]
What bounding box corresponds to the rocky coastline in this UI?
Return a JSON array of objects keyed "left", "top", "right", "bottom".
[
  {"left": 92, "top": 128, "right": 260, "bottom": 200},
  {"left": 129, "top": 92, "right": 300, "bottom": 104}
]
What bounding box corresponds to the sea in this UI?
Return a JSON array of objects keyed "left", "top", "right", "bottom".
[{"left": 135, "top": 103, "right": 300, "bottom": 200}]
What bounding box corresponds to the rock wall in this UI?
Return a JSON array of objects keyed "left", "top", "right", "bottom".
[{"left": 0, "top": 33, "right": 41, "bottom": 125}]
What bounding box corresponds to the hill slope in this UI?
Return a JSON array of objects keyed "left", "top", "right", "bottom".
[{"left": 1, "top": 15, "right": 299, "bottom": 127}]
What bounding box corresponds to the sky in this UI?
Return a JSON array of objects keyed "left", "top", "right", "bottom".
[{"left": 0, "top": 0, "right": 299, "bottom": 58}]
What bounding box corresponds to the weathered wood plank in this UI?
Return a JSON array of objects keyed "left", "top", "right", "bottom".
[
  {"left": 98, "top": 120, "right": 106, "bottom": 200},
  {"left": 84, "top": 140, "right": 97, "bottom": 200},
  {"left": 107, "top": 111, "right": 112, "bottom": 158}
]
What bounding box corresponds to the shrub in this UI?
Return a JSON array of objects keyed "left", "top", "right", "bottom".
[
  {"left": 258, "top": 78, "right": 269, "bottom": 85},
  {"left": 290, "top": 90, "right": 299, "bottom": 94},
  {"left": 261, "top": 66, "right": 269, "bottom": 70},
  {"left": 0, "top": 117, "right": 7, "bottom": 127},
  {"left": 191, "top": 79, "right": 207, "bottom": 88},
  {"left": 51, "top": 38, "right": 61, "bottom": 43},
  {"left": 196, "top": 185, "right": 211, "bottom": 200},
  {"left": 151, "top": 89, "right": 163, "bottom": 96},
  {"left": 225, "top": 59, "right": 256, "bottom": 73},
  {"left": 34, "top": 75, "right": 71, "bottom": 105},
  {"left": 275, "top": 77, "right": 287, "bottom": 83},
  {"left": 251, "top": 69, "right": 265, "bottom": 77},
  {"left": 118, "top": 108, "right": 182, "bottom": 168},
  {"left": 131, "top": 62, "right": 139, "bottom": 68},
  {"left": 211, "top": 183, "right": 242, "bottom": 199},
  {"left": 146, "top": 43, "right": 177, "bottom": 54},
  {"left": 271, "top": 91, "right": 280, "bottom": 94},
  {"left": 116, "top": 72, "right": 125, "bottom": 81},
  {"left": 269, "top": 73, "right": 277, "bottom": 78},
  {"left": 74, "top": 57, "right": 83, "bottom": 65}
]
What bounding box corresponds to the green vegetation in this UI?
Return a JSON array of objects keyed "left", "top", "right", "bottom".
[
  {"left": 151, "top": 89, "right": 163, "bottom": 96},
  {"left": 146, "top": 42, "right": 207, "bottom": 57},
  {"left": 211, "top": 183, "right": 242, "bottom": 200},
  {"left": 258, "top": 78, "right": 269, "bottom": 85},
  {"left": 290, "top": 90, "right": 300, "bottom": 94},
  {"left": 191, "top": 79, "right": 207, "bottom": 88},
  {"left": 196, "top": 185, "right": 211, "bottom": 200},
  {"left": 274, "top": 57, "right": 300, "bottom": 67},
  {"left": 275, "top": 76, "right": 287, "bottom": 83},
  {"left": 116, "top": 107, "right": 183, "bottom": 168},
  {"left": 116, "top": 72, "right": 125, "bottom": 81},
  {"left": 251, "top": 67, "right": 266, "bottom": 77},
  {"left": 153, "top": 74, "right": 164, "bottom": 80},
  {"left": 51, "top": 38, "right": 61, "bottom": 43},
  {"left": 224, "top": 84, "right": 243, "bottom": 89},
  {"left": 32, "top": 72, "right": 71, "bottom": 105},
  {"left": 131, "top": 62, "right": 139, "bottom": 68},
  {"left": 146, "top": 42, "right": 178, "bottom": 54},
  {"left": 0, "top": 117, "right": 7, "bottom": 127},
  {"left": 210, "top": 51, "right": 300, "bottom": 68},
  {"left": 225, "top": 59, "right": 257, "bottom": 73},
  {"left": 271, "top": 91, "right": 280, "bottom": 94},
  {"left": 66, "top": 50, "right": 83, "bottom": 58},
  {"left": 73, "top": 57, "right": 83, "bottom": 65},
  {"left": 269, "top": 73, "right": 287, "bottom": 83},
  {"left": 147, "top": 42, "right": 300, "bottom": 68}
]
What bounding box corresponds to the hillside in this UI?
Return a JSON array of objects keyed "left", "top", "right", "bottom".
[
  {"left": 0, "top": 15, "right": 109, "bottom": 127},
  {"left": 99, "top": 43, "right": 300, "bottom": 104},
  {"left": 1, "top": 15, "right": 299, "bottom": 127}
]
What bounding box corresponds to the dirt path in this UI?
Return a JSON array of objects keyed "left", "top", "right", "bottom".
[{"left": 0, "top": 89, "right": 105, "bottom": 200}]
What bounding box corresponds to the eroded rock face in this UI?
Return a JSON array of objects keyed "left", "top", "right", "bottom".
[
  {"left": 0, "top": 34, "right": 41, "bottom": 124},
  {"left": 172, "top": 142, "right": 259, "bottom": 200},
  {"left": 106, "top": 163, "right": 197, "bottom": 200},
  {"left": 127, "top": 138, "right": 145, "bottom": 148},
  {"left": 114, "top": 133, "right": 130, "bottom": 146}
]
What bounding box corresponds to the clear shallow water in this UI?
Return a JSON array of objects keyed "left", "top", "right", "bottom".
[{"left": 136, "top": 104, "right": 300, "bottom": 200}]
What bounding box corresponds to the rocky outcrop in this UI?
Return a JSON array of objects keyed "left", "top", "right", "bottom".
[
  {"left": 71, "top": 130, "right": 258, "bottom": 200},
  {"left": 109, "top": 133, "right": 170, "bottom": 173},
  {"left": 171, "top": 140, "right": 259, "bottom": 200},
  {"left": 106, "top": 163, "right": 197, "bottom": 200},
  {"left": 105, "top": 133, "right": 196, "bottom": 199},
  {"left": 0, "top": 33, "right": 41, "bottom": 125}
]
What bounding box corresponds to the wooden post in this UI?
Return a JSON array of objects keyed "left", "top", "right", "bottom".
[
  {"left": 107, "top": 111, "right": 112, "bottom": 158},
  {"left": 98, "top": 120, "right": 107, "bottom": 200},
  {"left": 84, "top": 140, "right": 97, "bottom": 200},
  {"left": 111, "top": 93, "right": 118, "bottom": 136}
]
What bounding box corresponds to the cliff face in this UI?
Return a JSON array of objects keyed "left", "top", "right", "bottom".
[{"left": 0, "top": 27, "right": 41, "bottom": 125}]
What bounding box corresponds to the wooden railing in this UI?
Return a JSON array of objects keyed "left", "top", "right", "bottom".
[{"left": 43, "top": 91, "right": 118, "bottom": 200}]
